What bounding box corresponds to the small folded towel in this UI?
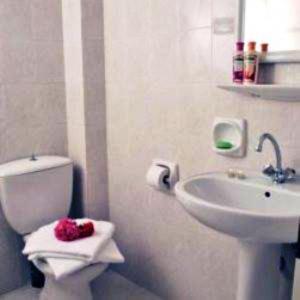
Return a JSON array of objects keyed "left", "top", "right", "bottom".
[
  {"left": 29, "top": 239, "right": 125, "bottom": 280},
  {"left": 23, "top": 219, "right": 115, "bottom": 262}
]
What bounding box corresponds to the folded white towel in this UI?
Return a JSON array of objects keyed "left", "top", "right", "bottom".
[
  {"left": 29, "top": 239, "right": 125, "bottom": 280},
  {"left": 23, "top": 219, "right": 115, "bottom": 262}
]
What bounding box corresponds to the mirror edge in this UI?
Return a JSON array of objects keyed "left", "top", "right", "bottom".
[{"left": 237, "top": 0, "right": 300, "bottom": 63}]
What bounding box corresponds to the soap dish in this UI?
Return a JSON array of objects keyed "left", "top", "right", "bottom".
[{"left": 213, "top": 118, "right": 246, "bottom": 157}]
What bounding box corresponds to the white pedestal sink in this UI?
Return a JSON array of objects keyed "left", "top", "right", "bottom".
[{"left": 175, "top": 172, "right": 300, "bottom": 300}]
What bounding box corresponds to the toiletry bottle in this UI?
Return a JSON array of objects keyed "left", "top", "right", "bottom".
[
  {"left": 244, "top": 42, "right": 259, "bottom": 84},
  {"left": 233, "top": 42, "right": 244, "bottom": 84},
  {"left": 260, "top": 43, "right": 269, "bottom": 60}
]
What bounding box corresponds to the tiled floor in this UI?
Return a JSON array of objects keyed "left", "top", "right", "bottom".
[{"left": 0, "top": 270, "right": 161, "bottom": 300}]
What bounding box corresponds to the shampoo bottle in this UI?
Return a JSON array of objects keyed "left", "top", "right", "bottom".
[
  {"left": 260, "top": 43, "right": 269, "bottom": 60},
  {"left": 233, "top": 42, "right": 244, "bottom": 84},
  {"left": 244, "top": 41, "right": 259, "bottom": 84}
]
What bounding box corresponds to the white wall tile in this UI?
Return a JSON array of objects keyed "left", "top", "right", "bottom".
[
  {"left": 81, "top": 0, "right": 104, "bottom": 40},
  {"left": 0, "top": 40, "right": 36, "bottom": 84},
  {"left": 149, "top": 0, "right": 179, "bottom": 37},
  {"left": 31, "top": 0, "right": 63, "bottom": 41},
  {"left": 63, "top": 0, "right": 108, "bottom": 221},
  {"left": 34, "top": 41, "right": 64, "bottom": 83},
  {"left": 0, "top": 0, "right": 32, "bottom": 40},
  {"left": 82, "top": 39, "right": 105, "bottom": 82},
  {"left": 103, "top": 0, "right": 300, "bottom": 299},
  {"left": 178, "top": 0, "right": 212, "bottom": 31},
  {"left": 0, "top": 0, "right": 67, "bottom": 294},
  {"left": 178, "top": 28, "right": 212, "bottom": 84}
]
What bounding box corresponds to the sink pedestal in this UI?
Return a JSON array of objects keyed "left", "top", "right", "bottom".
[
  {"left": 237, "top": 241, "right": 295, "bottom": 300},
  {"left": 175, "top": 172, "right": 300, "bottom": 300}
]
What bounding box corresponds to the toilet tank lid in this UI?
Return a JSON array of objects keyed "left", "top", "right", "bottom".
[{"left": 0, "top": 156, "right": 73, "bottom": 178}]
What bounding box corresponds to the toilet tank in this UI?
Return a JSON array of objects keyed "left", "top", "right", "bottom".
[{"left": 0, "top": 156, "right": 73, "bottom": 235}]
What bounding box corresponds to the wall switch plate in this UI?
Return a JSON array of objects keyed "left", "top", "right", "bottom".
[{"left": 213, "top": 17, "right": 235, "bottom": 35}]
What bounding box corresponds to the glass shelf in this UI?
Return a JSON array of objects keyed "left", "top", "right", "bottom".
[{"left": 218, "top": 84, "right": 300, "bottom": 101}]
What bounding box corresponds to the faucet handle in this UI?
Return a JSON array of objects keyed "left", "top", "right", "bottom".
[
  {"left": 262, "top": 164, "right": 276, "bottom": 176},
  {"left": 286, "top": 168, "right": 296, "bottom": 174},
  {"left": 284, "top": 168, "right": 296, "bottom": 179}
]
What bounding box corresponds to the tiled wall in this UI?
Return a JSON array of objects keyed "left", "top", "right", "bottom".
[
  {"left": 103, "top": 0, "right": 300, "bottom": 299},
  {"left": 82, "top": 0, "right": 108, "bottom": 220},
  {"left": 0, "top": 0, "right": 67, "bottom": 294},
  {"left": 62, "top": 0, "right": 108, "bottom": 220}
]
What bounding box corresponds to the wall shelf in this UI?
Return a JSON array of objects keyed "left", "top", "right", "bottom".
[
  {"left": 218, "top": 84, "right": 300, "bottom": 101},
  {"left": 259, "top": 51, "right": 300, "bottom": 64}
]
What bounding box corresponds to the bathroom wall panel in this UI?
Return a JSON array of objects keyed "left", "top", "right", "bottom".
[
  {"left": 81, "top": 0, "right": 104, "bottom": 40},
  {"left": 81, "top": 0, "right": 108, "bottom": 220},
  {"left": 62, "top": 0, "right": 108, "bottom": 220},
  {"left": 0, "top": 0, "right": 67, "bottom": 294},
  {"left": 104, "top": 0, "right": 300, "bottom": 299},
  {"left": 0, "top": 0, "right": 32, "bottom": 41},
  {"left": 30, "top": 0, "right": 63, "bottom": 41}
]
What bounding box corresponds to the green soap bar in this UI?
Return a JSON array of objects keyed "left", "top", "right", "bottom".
[{"left": 216, "top": 140, "right": 234, "bottom": 149}]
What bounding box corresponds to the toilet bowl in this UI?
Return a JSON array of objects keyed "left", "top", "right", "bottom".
[
  {"left": 36, "top": 260, "right": 108, "bottom": 300},
  {"left": 0, "top": 156, "right": 113, "bottom": 300},
  {"left": 23, "top": 231, "right": 109, "bottom": 300}
]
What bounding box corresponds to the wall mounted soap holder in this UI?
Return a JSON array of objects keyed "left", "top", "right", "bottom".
[{"left": 213, "top": 118, "right": 246, "bottom": 157}]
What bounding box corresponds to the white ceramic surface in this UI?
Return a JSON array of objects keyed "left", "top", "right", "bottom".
[
  {"left": 175, "top": 171, "right": 300, "bottom": 300},
  {"left": 39, "top": 263, "right": 108, "bottom": 300},
  {"left": 0, "top": 156, "right": 112, "bottom": 300},
  {"left": 175, "top": 171, "right": 300, "bottom": 243},
  {"left": 213, "top": 118, "right": 246, "bottom": 157},
  {"left": 0, "top": 156, "right": 73, "bottom": 235}
]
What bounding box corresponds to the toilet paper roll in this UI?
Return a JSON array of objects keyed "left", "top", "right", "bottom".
[{"left": 146, "top": 165, "right": 169, "bottom": 190}]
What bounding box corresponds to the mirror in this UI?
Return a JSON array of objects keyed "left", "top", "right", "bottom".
[{"left": 239, "top": 0, "right": 300, "bottom": 62}]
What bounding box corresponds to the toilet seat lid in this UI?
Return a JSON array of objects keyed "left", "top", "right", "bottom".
[{"left": 0, "top": 156, "right": 72, "bottom": 178}]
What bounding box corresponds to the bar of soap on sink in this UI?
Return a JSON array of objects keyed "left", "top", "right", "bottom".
[{"left": 216, "top": 140, "right": 234, "bottom": 149}]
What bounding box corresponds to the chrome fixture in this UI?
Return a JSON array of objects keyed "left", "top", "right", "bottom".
[
  {"left": 30, "top": 153, "right": 37, "bottom": 161},
  {"left": 255, "top": 133, "right": 296, "bottom": 184}
]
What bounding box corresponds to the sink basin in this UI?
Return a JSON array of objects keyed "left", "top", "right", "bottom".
[
  {"left": 175, "top": 171, "right": 300, "bottom": 243},
  {"left": 175, "top": 171, "right": 300, "bottom": 300}
]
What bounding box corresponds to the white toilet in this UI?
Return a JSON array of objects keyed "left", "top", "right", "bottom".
[{"left": 0, "top": 156, "right": 108, "bottom": 300}]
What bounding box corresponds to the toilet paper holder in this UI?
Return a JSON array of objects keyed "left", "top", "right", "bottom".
[{"left": 147, "top": 159, "right": 179, "bottom": 192}]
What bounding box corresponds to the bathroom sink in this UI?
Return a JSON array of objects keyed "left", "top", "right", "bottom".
[
  {"left": 175, "top": 171, "right": 300, "bottom": 299},
  {"left": 175, "top": 171, "right": 300, "bottom": 243}
]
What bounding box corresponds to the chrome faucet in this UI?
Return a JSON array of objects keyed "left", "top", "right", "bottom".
[{"left": 255, "top": 133, "right": 296, "bottom": 184}]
